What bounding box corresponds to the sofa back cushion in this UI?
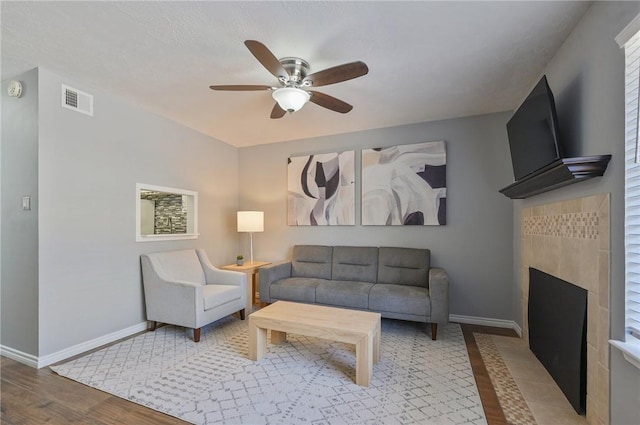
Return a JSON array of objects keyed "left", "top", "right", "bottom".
[
  {"left": 291, "top": 245, "right": 333, "bottom": 279},
  {"left": 145, "top": 249, "right": 205, "bottom": 284},
  {"left": 332, "top": 246, "right": 379, "bottom": 283},
  {"left": 377, "top": 247, "right": 430, "bottom": 287}
]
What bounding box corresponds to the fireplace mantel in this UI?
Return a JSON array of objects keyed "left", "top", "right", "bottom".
[{"left": 500, "top": 155, "right": 611, "bottom": 199}]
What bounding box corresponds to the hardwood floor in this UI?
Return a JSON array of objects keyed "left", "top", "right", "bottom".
[
  {"left": 1, "top": 323, "right": 518, "bottom": 425},
  {"left": 461, "top": 324, "right": 520, "bottom": 425}
]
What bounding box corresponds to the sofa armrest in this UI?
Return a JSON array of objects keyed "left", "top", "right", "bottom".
[
  {"left": 259, "top": 261, "right": 292, "bottom": 303},
  {"left": 429, "top": 267, "right": 449, "bottom": 325}
]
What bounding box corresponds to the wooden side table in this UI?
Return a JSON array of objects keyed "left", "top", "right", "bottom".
[{"left": 221, "top": 261, "right": 271, "bottom": 313}]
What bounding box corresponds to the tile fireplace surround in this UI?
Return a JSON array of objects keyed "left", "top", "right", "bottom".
[{"left": 521, "top": 193, "right": 610, "bottom": 425}]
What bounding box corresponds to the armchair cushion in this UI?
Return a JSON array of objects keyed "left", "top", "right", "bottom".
[
  {"left": 203, "top": 284, "right": 243, "bottom": 311},
  {"left": 152, "top": 249, "right": 206, "bottom": 284}
]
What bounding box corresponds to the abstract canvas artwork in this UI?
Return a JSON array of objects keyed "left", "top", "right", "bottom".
[
  {"left": 362, "top": 141, "right": 446, "bottom": 225},
  {"left": 288, "top": 151, "right": 355, "bottom": 225}
]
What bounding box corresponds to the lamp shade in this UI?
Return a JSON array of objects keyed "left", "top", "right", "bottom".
[
  {"left": 272, "top": 87, "right": 310, "bottom": 112},
  {"left": 237, "top": 211, "right": 264, "bottom": 232}
]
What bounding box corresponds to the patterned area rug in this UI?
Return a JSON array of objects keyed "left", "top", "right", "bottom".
[
  {"left": 473, "top": 334, "right": 536, "bottom": 425},
  {"left": 52, "top": 317, "right": 487, "bottom": 425}
]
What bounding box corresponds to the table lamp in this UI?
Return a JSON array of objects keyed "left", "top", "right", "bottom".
[{"left": 237, "top": 211, "right": 264, "bottom": 263}]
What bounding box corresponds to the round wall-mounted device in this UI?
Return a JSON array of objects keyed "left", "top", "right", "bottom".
[{"left": 7, "top": 80, "right": 23, "bottom": 98}]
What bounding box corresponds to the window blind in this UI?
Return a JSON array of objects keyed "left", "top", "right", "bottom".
[{"left": 624, "top": 29, "right": 640, "bottom": 339}]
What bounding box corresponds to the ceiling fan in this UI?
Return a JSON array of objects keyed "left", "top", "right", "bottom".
[{"left": 210, "top": 40, "right": 369, "bottom": 119}]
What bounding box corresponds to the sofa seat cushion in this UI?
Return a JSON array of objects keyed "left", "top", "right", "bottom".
[
  {"left": 316, "top": 280, "right": 374, "bottom": 309},
  {"left": 203, "top": 284, "right": 242, "bottom": 311},
  {"left": 369, "top": 284, "right": 431, "bottom": 317},
  {"left": 269, "top": 277, "right": 325, "bottom": 303}
]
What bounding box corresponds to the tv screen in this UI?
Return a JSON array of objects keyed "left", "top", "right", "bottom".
[{"left": 507, "top": 76, "right": 563, "bottom": 181}]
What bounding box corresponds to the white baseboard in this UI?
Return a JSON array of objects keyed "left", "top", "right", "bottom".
[
  {"left": 1, "top": 322, "right": 148, "bottom": 369},
  {"left": 0, "top": 345, "right": 39, "bottom": 368},
  {"left": 450, "top": 314, "right": 522, "bottom": 336}
]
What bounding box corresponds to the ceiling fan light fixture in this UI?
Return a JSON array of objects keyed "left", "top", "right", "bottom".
[{"left": 272, "top": 87, "right": 310, "bottom": 112}]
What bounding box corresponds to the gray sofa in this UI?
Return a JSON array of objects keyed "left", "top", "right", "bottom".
[{"left": 259, "top": 245, "right": 449, "bottom": 339}]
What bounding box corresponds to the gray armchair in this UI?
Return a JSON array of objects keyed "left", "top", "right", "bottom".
[{"left": 140, "top": 249, "right": 246, "bottom": 342}]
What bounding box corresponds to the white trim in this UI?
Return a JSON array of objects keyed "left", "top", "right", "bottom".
[
  {"left": 0, "top": 322, "right": 149, "bottom": 369},
  {"left": 616, "top": 13, "right": 640, "bottom": 48},
  {"left": 610, "top": 339, "right": 640, "bottom": 370},
  {"left": 37, "top": 321, "right": 148, "bottom": 368},
  {"left": 449, "top": 314, "right": 522, "bottom": 336},
  {"left": 0, "top": 345, "right": 39, "bottom": 368}
]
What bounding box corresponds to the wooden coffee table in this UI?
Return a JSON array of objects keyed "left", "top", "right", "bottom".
[{"left": 248, "top": 301, "right": 381, "bottom": 387}]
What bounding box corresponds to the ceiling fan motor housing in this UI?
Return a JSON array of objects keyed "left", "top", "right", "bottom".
[{"left": 279, "top": 57, "right": 310, "bottom": 87}]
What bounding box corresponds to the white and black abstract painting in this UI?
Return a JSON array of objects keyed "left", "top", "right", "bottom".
[
  {"left": 362, "top": 141, "right": 446, "bottom": 225},
  {"left": 288, "top": 151, "right": 355, "bottom": 225}
]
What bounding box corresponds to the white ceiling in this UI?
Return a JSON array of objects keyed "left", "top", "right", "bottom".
[{"left": 1, "top": 1, "right": 590, "bottom": 147}]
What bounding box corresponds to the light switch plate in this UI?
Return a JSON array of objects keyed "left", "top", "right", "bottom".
[{"left": 22, "top": 196, "right": 31, "bottom": 210}]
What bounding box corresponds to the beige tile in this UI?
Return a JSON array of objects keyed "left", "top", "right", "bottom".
[
  {"left": 597, "top": 364, "right": 609, "bottom": 425},
  {"left": 523, "top": 206, "right": 533, "bottom": 218},
  {"left": 545, "top": 201, "right": 562, "bottom": 216},
  {"left": 516, "top": 378, "right": 575, "bottom": 410},
  {"left": 587, "top": 344, "right": 597, "bottom": 401},
  {"left": 598, "top": 307, "right": 609, "bottom": 367},
  {"left": 587, "top": 291, "right": 598, "bottom": 346},
  {"left": 586, "top": 394, "right": 597, "bottom": 425},
  {"left": 561, "top": 198, "right": 582, "bottom": 214},
  {"left": 559, "top": 237, "right": 581, "bottom": 286},
  {"left": 580, "top": 239, "right": 599, "bottom": 293},
  {"left": 532, "top": 235, "right": 546, "bottom": 270},
  {"left": 491, "top": 334, "right": 526, "bottom": 347},
  {"left": 494, "top": 342, "right": 537, "bottom": 363},
  {"left": 533, "top": 205, "right": 545, "bottom": 216},
  {"left": 598, "top": 251, "right": 609, "bottom": 309},
  {"left": 504, "top": 356, "right": 555, "bottom": 384},
  {"left": 545, "top": 235, "right": 561, "bottom": 276},
  {"left": 523, "top": 235, "right": 533, "bottom": 266},
  {"left": 522, "top": 297, "right": 529, "bottom": 341},
  {"left": 598, "top": 201, "right": 610, "bottom": 251},
  {"left": 527, "top": 401, "right": 589, "bottom": 425},
  {"left": 522, "top": 267, "right": 530, "bottom": 299},
  {"left": 582, "top": 194, "right": 603, "bottom": 213}
]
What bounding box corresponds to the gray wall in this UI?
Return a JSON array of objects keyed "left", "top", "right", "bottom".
[
  {"left": 31, "top": 68, "right": 240, "bottom": 357},
  {"left": 239, "top": 112, "right": 515, "bottom": 321},
  {"left": 510, "top": 3, "right": 640, "bottom": 424},
  {"left": 1, "top": 68, "right": 39, "bottom": 356}
]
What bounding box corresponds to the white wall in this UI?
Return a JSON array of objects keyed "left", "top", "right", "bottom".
[
  {"left": 239, "top": 112, "right": 515, "bottom": 322},
  {"left": 510, "top": 3, "right": 640, "bottom": 424},
  {"left": 1, "top": 68, "right": 39, "bottom": 357},
  {"left": 34, "top": 68, "right": 240, "bottom": 357}
]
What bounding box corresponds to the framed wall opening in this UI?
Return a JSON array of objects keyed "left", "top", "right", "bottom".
[{"left": 135, "top": 183, "right": 198, "bottom": 242}]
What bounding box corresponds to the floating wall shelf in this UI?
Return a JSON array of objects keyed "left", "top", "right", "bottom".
[{"left": 499, "top": 155, "right": 612, "bottom": 199}]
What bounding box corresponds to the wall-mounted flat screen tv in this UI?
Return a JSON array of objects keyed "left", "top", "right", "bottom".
[{"left": 507, "top": 75, "right": 564, "bottom": 181}]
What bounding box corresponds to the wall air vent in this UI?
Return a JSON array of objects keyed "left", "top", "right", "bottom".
[{"left": 61, "top": 84, "right": 93, "bottom": 116}]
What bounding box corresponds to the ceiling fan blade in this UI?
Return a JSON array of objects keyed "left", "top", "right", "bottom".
[
  {"left": 244, "top": 40, "right": 289, "bottom": 80},
  {"left": 309, "top": 91, "right": 353, "bottom": 114},
  {"left": 209, "top": 85, "right": 272, "bottom": 91},
  {"left": 270, "top": 103, "right": 287, "bottom": 119},
  {"left": 305, "top": 61, "right": 368, "bottom": 87}
]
